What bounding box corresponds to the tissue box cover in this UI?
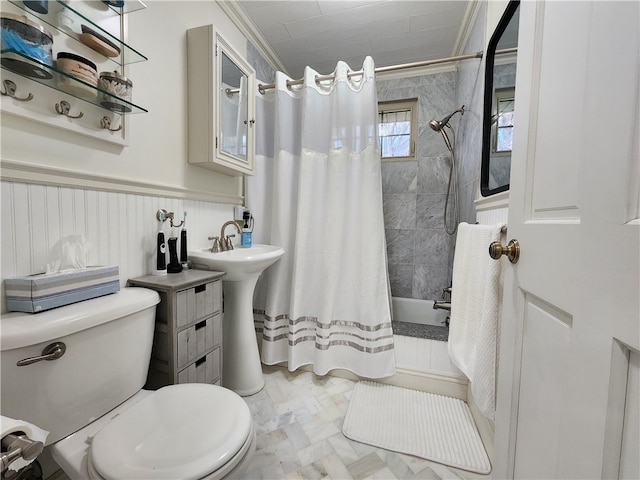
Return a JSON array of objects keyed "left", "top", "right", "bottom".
[{"left": 5, "top": 266, "right": 120, "bottom": 313}]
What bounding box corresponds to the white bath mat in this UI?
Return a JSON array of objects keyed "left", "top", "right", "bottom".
[{"left": 342, "top": 381, "right": 491, "bottom": 474}]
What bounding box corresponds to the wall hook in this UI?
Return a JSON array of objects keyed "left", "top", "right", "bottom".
[
  {"left": 156, "top": 209, "right": 183, "bottom": 228},
  {"left": 101, "top": 116, "right": 122, "bottom": 132},
  {"left": 55, "top": 101, "right": 84, "bottom": 119},
  {"left": 1, "top": 80, "right": 33, "bottom": 102}
]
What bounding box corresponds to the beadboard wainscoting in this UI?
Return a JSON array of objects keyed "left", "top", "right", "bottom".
[
  {"left": 476, "top": 205, "right": 508, "bottom": 225},
  {"left": 0, "top": 181, "right": 235, "bottom": 313}
]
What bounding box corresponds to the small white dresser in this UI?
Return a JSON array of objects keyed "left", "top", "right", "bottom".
[{"left": 128, "top": 270, "right": 224, "bottom": 388}]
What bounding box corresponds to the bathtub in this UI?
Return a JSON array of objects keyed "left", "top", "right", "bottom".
[
  {"left": 391, "top": 297, "right": 461, "bottom": 377},
  {"left": 392, "top": 296, "right": 448, "bottom": 327}
]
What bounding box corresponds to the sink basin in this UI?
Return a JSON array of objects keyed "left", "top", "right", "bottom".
[
  {"left": 188, "top": 244, "right": 284, "bottom": 396},
  {"left": 189, "top": 244, "right": 284, "bottom": 281}
]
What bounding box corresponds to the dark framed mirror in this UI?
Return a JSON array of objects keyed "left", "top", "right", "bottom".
[{"left": 481, "top": 1, "right": 520, "bottom": 197}]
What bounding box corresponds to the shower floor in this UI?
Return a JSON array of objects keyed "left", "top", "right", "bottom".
[{"left": 392, "top": 320, "right": 449, "bottom": 342}]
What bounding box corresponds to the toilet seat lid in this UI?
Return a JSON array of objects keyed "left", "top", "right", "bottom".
[{"left": 90, "top": 384, "right": 252, "bottom": 480}]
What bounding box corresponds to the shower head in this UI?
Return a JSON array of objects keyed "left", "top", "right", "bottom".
[{"left": 429, "top": 106, "right": 465, "bottom": 132}]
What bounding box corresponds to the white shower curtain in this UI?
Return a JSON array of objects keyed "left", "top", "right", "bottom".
[{"left": 247, "top": 57, "right": 395, "bottom": 378}]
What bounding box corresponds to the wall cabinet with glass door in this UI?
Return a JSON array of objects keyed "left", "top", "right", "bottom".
[
  {"left": 0, "top": 0, "right": 148, "bottom": 146},
  {"left": 187, "top": 24, "right": 256, "bottom": 176}
]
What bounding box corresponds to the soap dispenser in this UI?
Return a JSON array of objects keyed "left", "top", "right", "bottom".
[{"left": 240, "top": 210, "right": 253, "bottom": 248}]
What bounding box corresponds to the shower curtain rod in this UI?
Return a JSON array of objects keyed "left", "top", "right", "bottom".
[{"left": 257, "top": 47, "right": 517, "bottom": 94}]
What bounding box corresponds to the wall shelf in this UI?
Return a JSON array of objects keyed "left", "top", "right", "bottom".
[
  {"left": 1, "top": 49, "right": 148, "bottom": 114},
  {"left": 1, "top": 0, "right": 148, "bottom": 145},
  {"left": 7, "top": 0, "right": 147, "bottom": 66}
]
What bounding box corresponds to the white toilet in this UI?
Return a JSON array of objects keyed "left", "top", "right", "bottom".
[{"left": 0, "top": 287, "right": 255, "bottom": 479}]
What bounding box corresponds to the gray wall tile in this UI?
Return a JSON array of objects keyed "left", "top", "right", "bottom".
[
  {"left": 388, "top": 264, "right": 413, "bottom": 297},
  {"left": 385, "top": 229, "right": 415, "bottom": 264},
  {"left": 247, "top": 41, "right": 276, "bottom": 84},
  {"left": 381, "top": 161, "right": 417, "bottom": 193},
  {"left": 382, "top": 194, "right": 416, "bottom": 229},
  {"left": 416, "top": 194, "right": 446, "bottom": 230},
  {"left": 414, "top": 229, "right": 452, "bottom": 266},
  {"left": 454, "top": 2, "right": 486, "bottom": 226},
  {"left": 413, "top": 265, "right": 451, "bottom": 300},
  {"left": 417, "top": 156, "right": 450, "bottom": 194}
]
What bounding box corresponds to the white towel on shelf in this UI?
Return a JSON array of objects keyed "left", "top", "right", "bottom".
[{"left": 448, "top": 222, "right": 505, "bottom": 420}]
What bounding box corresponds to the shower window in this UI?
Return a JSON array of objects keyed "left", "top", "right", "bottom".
[
  {"left": 493, "top": 88, "right": 515, "bottom": 153},
  {"left": 378, "top": 99, "right": 417, "bottom": 161}
]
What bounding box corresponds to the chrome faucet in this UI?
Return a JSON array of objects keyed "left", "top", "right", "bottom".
[
  {"left": 220, "top": 220, "right": 242, "bottom": 251},
  {"left": 433, "top": 301, "right": 451, "bottom": 311},
  {"left": 207, "top": 236, "right": 222, "bottom": 252}
]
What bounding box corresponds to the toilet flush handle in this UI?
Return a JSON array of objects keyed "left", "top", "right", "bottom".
[{"left": 16, "top": 342, "right": 66, "bottom": 366}]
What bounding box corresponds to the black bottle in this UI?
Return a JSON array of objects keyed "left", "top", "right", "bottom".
[{"left": 167, "top": 237, "right": 183, "bottom": 273}]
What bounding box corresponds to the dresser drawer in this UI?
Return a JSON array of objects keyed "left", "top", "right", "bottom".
[
  {"left": 176, "top": 314, "right": 221, "bottom": 368},
  {"left": 177, "top": 348, "right": 221, "bottom": 384},
  {"left": 176, "top": 280, "right": 221, "bottom": 328}
]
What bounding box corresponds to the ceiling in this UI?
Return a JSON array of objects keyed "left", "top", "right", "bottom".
[{"left": 235, "top": 0, "right": 472, "bottom": 78}]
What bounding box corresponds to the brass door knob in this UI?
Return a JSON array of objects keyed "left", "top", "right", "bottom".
[{"left": 489, "top": 239, "right": 520, "bottom": 264}]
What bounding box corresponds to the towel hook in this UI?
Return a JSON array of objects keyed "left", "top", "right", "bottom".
[
  {"left": 1, "top": 80, "right": 33, "bottom": 101},
  {"left": 489, "top": 239, "right": 520, "bottom": 264},
  {"left": 100, "top": 116, "right": 122, "bottom": 132},
  {"left": 55, "top": 100, "right": 84, "bottom": 119},
  {"left": 156, "top": 209, "right": 183, "bottom": 228}
]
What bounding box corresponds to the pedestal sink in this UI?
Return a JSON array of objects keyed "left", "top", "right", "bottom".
[{"left": 189, "top": 244, "right": 284, "bottom": 396}]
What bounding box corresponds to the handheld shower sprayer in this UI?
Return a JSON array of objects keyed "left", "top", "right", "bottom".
[
  {"left": 430, "top": 106, "right": 465, "bottom": 235},
  {"left": 429, "top": 106, "right": 465, "bottom": 132}
]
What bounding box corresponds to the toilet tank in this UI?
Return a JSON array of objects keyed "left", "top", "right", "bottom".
[{"left": 0, "top": 287, "right": 160, "bottom": 444}]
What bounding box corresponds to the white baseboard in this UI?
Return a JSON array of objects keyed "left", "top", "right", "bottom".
[
  {"left": 466, "top": 389, "right": 496, "bottom": 464},
  {"left": 294, "top": 364, "right": 468, "bottom": 400}
]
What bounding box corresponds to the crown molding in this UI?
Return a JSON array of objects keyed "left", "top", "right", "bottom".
[
  {"left": 376, "top": 63, "right": 457, "bottom": 82},
  {"left": 216, "top": 0, "right": 290, "bottom": 76}
]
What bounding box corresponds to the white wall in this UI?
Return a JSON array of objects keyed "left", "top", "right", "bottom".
[
  {"left": 0, "top": 2, "right": 255, "bottom": 312},
  {"left": 1, "top": 1, "right": 246, "bottom": 203}
]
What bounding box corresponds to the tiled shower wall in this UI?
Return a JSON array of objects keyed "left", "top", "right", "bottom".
[
  {"left": 0, "top": 181, "right": 234, "bottom": 313},
  {"left": 456, "top": 2, "right": 486, "bottom": 225},
  {"left": 247, "top": 41, "right": 276, "bottom": 84},
  {"left": 377, "top": 72, "right": 458, "bottom": 300}
]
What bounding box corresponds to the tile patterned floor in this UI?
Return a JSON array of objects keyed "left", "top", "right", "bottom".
[{"left": 242, "top": 365, "right": 491, "bottom": 479}]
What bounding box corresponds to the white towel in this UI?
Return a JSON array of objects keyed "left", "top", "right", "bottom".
[{"left": 448, "top": 222, "right": 505, "bottom": 420}]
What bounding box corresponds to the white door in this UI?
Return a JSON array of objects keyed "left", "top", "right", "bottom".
[{"left": 493, "top": 1, "right": 639, "bottom": 478}]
